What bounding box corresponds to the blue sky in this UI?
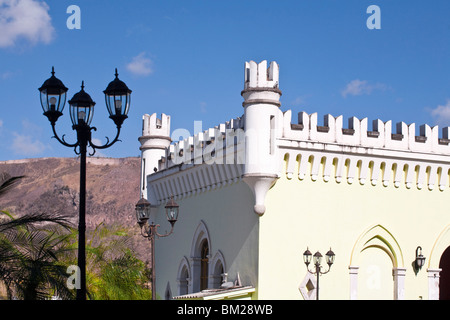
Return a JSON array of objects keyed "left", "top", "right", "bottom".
[{"left": 0, "top": 0, "right": 449, "bottom": 161}]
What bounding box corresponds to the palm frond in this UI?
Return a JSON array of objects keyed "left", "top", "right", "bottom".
[
  {"left": 0, "top": 175, "right": 24, "bottom": 198},
  {"left": 0, "top": 211, "right": 73, "bottom": 234}
]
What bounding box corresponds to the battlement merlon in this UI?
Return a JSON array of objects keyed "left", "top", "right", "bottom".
[
  {"left": 282, "top": 110, "right": 450, "bottom": 156},
  {"left": 141, "top": 113, "right": 171, "bottom": 137},
  {"left": 139, "top": 113, "right": 171, "bottom": 151},
  {"left": 242, "top": 60, "right": 282, "bottom": 108}
]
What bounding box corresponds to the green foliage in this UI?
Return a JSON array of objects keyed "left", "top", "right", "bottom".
[
  {"left": 91, "top": 249, "right": 151, "bottom": 300},
  {"left": 0, "top": 174, "right": 76, "bottom": 299},
  {"left": 62, "top": 223, "right": 151, "bottom": 300},
  {"left": 0, "top": 210, "right": 75, "bottom": 300},
  {"left": 0, "top": 174, "right": 151, "bottom": 300}
]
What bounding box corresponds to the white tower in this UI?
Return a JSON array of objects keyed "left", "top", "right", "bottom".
[
  {"left": 241, "top": 60, "right": 283, "bottom": 215},
  {"left": 139, "top": 113, "right": 171, "bottom": 200}
]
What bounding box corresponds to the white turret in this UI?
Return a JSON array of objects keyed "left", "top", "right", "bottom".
[
  {"left": 241, "top": 60, "right": 283, "bottom": 215},
  {"left": 139, "top": 113, "right": 171, "bottom": 200}
]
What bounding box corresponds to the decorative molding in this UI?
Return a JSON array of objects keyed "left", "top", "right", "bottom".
[
  {"left": 280, "top": 148, "right": 450, "bottom": 191},
  {"left": 242, "top": 173, "right": 278, "bottom": 215},
  {"left": 350, "top": 224, "right": 404, "bottom": 268},
  {"left": 148, "top": 163, "right": 244, "bottom": 204}
]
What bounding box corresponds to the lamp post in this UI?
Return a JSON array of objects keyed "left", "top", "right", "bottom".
[
  {"left": 39, "top": 67, "right": 131, "bottom": 300},
  {"left": 303, "top": 248, "right": 335, "bottom": 300},
  {"left": 136, "top": 196, "right": 179, "bottom": 300}
]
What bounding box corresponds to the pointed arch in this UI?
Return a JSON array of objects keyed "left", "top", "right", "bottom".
[
  {"left": 209, "top": 250, "right": 226, "bottom": 289},
  {"left": 349, "top": 224, "right": 406, "bottom": 300},
  {"left": 165, "top": 282, "right": 172, "bottom": 300},
  {"left": 190, "top": 220, "right": 211, "bottom": 258},
  {"left": 350, "top": 224, "right": 404, "bottom": 268},
  {"left": 176, "top": 256, "right": 191, "bottom": 296},
  {"left": 429, "top": 224, "right": 450, "bottom": 269},
  {"left": 190, "top": 220, "right": 212, "bottom": 292}
]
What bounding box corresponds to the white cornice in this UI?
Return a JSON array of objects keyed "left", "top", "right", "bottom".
[{"left": 147, "top": 162, "right": 244, "bottom": 204}]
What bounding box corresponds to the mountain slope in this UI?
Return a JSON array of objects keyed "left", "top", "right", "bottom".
[{"left": 0, "top": 156, "right": 151, "bottom": 261}]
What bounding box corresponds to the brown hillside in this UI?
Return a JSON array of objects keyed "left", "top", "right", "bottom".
[{"left": 0, "top": 157, "right": 151, "bottom": 262}]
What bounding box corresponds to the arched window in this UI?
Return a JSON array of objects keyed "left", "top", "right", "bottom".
[
  {"left": 190, "top": 221, "right": 212, "bottom": 292},
  {"left": 179, "top": 265, "right": 190, "bottom": 295},
  {"left": 200, "top": 239, "right": 209, "bottom": 291},
  {"left": 210, "top": 251, "right": 226, "bottom": 289},
  {"left": 177, "top": 257, "right": 191, "bottom": 296}
]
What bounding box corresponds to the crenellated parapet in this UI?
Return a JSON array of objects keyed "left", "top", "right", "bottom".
[
  {"left": 241, "top": 60, "right": 282, "bottom": 108},
  {"left": 280, "top": 111, "right": 450, "bottom": 191},
  {"left": 282, "top": 110, "right": 450, "bottom": 154},
  {"left": 160, "top": 115, "right": 245, "bottom": 171},
  {"left": 243, "top": 60, "right": 280, "bottom": 90},
  {"left": 146, "top": 118, "right": 246, "bottom": 204},
  {"left": 139, "top": 113, "right": 171, "bottom": 150}
]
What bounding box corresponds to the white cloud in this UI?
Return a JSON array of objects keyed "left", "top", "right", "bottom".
[
  {"left": 291, "top": 96, "right": 307, "bottom": 106},
  {"left": 0, "top": 71, "right": 13, "bottom": 80},
  {"left": 0, "top": 0, "right": 55, "bottom": 48},
  {"left": 10, "top": 120, "right": 48, "bottom": 156},
  {"left": 89, "top": 138, "right": 107, "bottom": 157},
  {"left": 341, "top": 79, "right": 387, "bottom": 98},
  {"left": 11, "top": 132, "right": 47, "bottom": 156},
  {"left": 126, "top": 52, "right": 153, "bottom": 76},
  {"left": 430, "top": 99, "right": 450, "bottom": 126}
]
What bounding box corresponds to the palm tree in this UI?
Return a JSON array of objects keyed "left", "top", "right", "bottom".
[
  {"left": 0, "top": 174, "right": 75, "bottom": 299},
  {"left": 0, "top": 174, "right": 150, "bottom": 300},
  {"left": 0, "top": 220, "right": 75, "bottom": 300}
]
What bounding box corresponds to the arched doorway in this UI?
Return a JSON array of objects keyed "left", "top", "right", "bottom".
[{"left": 439, "top": 246, "right": 450, "bottom": 300}]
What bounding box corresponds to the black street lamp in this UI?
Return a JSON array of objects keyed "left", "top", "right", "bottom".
[
  {"left": 414, "top": 246, "right": 426, "bottom": 274},
  {"left": 136, "top": 196, "right": 179, "bottom": 300},
  {"left": 39, "top": 67, "right": 131, "bottom": 300},
  {"left": 303, "top": 247, "right": 335, "bottom": 300}
]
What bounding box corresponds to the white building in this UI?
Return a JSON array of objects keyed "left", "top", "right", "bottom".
[{"left": 139, "top": 60, "right": 450, "bottom": 300}]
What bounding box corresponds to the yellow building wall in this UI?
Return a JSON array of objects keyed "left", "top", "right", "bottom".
[{"left": 258, "top": 159, "right": 450, "bottom": 300}]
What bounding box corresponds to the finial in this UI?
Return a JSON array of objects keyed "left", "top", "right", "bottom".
[
  {"left": 81, "top": 81, "right": 85, "bottom": 90},
  {"left": 115, "top": 68, "right": 118, "bottom": 78},
  {"left": 51, "top": 66, "right": 55, "bottom": 76}
]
